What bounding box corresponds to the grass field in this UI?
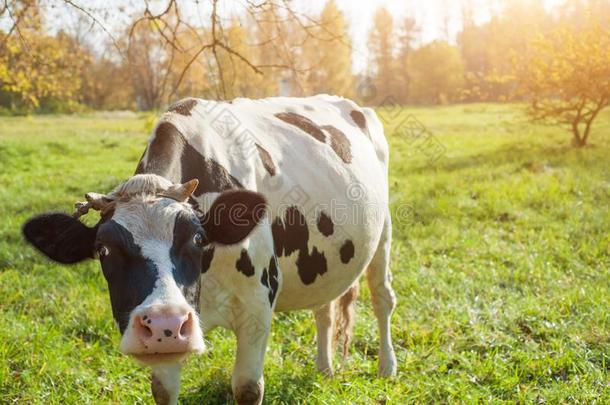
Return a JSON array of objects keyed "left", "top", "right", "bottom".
[{"left": 0, "top": 104, "right": 608, "bottom": 404}]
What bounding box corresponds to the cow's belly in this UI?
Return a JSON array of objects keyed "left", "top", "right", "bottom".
[{"left": 273, "top": 239, "right": 376, "bottom": 311}]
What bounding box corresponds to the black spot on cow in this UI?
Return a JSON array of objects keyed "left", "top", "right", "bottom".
[
  {"left": 272, "top": 206, "right": 327, "bottom": 285},
  {"left": 268, "top": 256, "right": 279, "bottom": 305},
  {"left": 260, "top": 256, "right": 280, "bottom": 306},
  {"left": 273, "top": 206, "right": 308, "bottom": 257},
  {"left": 350, "top": 110, "right": 370, "bottom": 138},
  {"left": 96, "top": 221, "right": 159, "bottom": 333},
  {"left": 261, "top": 269, "right": 269, "bottom": 288},
  {"left": 260, "top": 264, "right": 272, "bottom": 291},
  {"left": 164, "top": 329, "right": 172, "bottom": 337},
  {"left": 170, "top": 212, "right": 205, "bottom": 308},
  {"left": 297, "top": 247, "right": 327, "bottom": 285},
  {"left": 145, "top": 122, "right": 186, "bottom": 181},
  {"left": 275, "top": 112, "right": 326, "bottom": 143},
  {"left": 201, "top": 247, "right": 214, "bottom": 273},
  {"left": 317, "top": 211, "right": 334, "bottom": 237},
  {"left": 183, "top": 152, "right": 243, "bottom": 196},
  {"left": 236, "top": 249, "right": 255, "bottom": 277},
  {"left": 167, "top": 98, "right": 198, "bottom": 116},
  {"left": 275, "top": 112, "right": 352, "bottom": 164},
  {"left": 143, "top": 121, "right": 243, "bottom": 195},
  {"left": 322, "top": 125, "right": 352, "bottom": 163},
  {"left": 255, "top": 143, "right": 276, "bottom": 176},
  {"left": 340, "top": 240, "right": 355, "bottom": 264}
]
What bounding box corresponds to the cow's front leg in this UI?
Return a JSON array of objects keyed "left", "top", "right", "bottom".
[
  {"left": 231, "top": 301, "right": 272, "bottom": 405},
  {"left": 150, "top": 363, "right": 181, "bottom": 405}
]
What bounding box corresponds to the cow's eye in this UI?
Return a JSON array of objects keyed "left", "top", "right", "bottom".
[
  {"left": 193, "top": 232, "right": 205, "bottom": 247},
  {"left": 97, "top": 245, "right": 109, "bottom": 258}
]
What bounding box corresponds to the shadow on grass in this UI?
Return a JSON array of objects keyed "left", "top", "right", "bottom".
[
  {"left": 407, "top": 142, "right": 593, "bottom": 175},
  {"left": 264, "top": 369, "right": 319, "bottom": 403},
  {"left": 181, "top": 369, "right": 233, "bottom": 405},
  {"left": 181, "top": 367, "right": 320, "bottom": 404}
]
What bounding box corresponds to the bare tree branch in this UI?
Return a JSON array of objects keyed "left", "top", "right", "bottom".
[
  {"left": 2, "top": 0, "right": 29, "bottom": 50},
  {"left": 62, "top": 0, "right": 123, "bottom": 55},
  {"left": 3, "top": 0, "right": 331, "bottom": 104}
]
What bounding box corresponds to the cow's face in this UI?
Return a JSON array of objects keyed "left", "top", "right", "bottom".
[
  {"left": 98, "top": 194, "right": 206, "bottom": 364},
  {"left": 23, "top": 174, "right": 267, "bottom": 365}
]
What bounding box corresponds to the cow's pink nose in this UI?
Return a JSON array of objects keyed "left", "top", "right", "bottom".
[{"left": 133, "top": 309, "right": 195, "bottom": 354}]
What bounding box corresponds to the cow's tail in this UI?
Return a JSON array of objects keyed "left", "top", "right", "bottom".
[{"left": 333, "top": 281, "right": 360, "bottom": 361}]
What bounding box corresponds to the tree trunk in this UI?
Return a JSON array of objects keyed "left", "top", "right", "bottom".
[
  {"left": 573, "top": 137, "right": 587, "bottom": 148},
  {"left": 571, "top": 120, "right": 585, "bottom": 148},
  {"left": 581, "top": 104, "right": 605, "bottom": 147}
]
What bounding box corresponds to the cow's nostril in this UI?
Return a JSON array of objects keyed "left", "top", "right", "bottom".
[
  {"left": 138, "top": 316, "right": 154, "bottom": 338},
  {"left": 179, "top": 312, "right": 193, "bottom": 338}
]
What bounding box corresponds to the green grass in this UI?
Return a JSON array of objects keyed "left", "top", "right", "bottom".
[{"left": 0, "top": 105, "right": 608, "bottom": 404}]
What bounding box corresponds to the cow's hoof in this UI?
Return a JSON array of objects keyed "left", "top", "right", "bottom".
[
  {"left": 316, "top": 363, "right": 334, "bottom": 377},
  {"left": 378, "top": 358, "right": 397, "bottom": 377},
  {"left": 234, "top": 380, "right": 262, "bottom": 405}
]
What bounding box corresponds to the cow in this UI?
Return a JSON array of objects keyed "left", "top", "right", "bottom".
[{"left": 22, "top": 94, "right": 397, "bottom": 405}]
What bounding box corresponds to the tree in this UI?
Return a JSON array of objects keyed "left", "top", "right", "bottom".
[
  {"left": 246, "top": 9, "right": 281, "bottom": 98},
  {"left": 369, "top": 7, "right": 397, "bottom": 102},
  {"left": 1, "top": 0, "right": 330, "bottom": 105},
  {"left": 407, "top": 41, "right": 464, "bottom": 105},
  {"left": 126, "top": 18, "right": 173, "bottom": 110},
  {"left": 79, "top": 56, "right": 134, "bottom": 110},
  {"left": 0, "top": 2, "right": 89, "bottom": 112},
  {"left": 456, "top": 0, "right": 552, "bottom": 102},
  {"left": 212, "top": 17, "right": 276, "bottom": 99},
  {"left": 303, "top": 0, "right": 353, "bottom": 97},
  {"left": 395, "top": 15, "right": 420, "bottom": 104},
  {"left": 515, "top": 23, "right": 610, "bottom": 147}
]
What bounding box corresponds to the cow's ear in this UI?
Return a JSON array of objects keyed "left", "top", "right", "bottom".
[
  {"left": 23, "top": 213, "right": 97, "bottom": 264},
  {"left": 201, "top": 190, "right": 267, "bottom": 245}
]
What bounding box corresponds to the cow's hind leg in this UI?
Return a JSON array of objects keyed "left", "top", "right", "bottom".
[
  {"left": 314, "top": 282, "right": 360, "bottom": 375},
  {"left": 314, "top": 301, "right": 335, "bottom": 375},
  {"left": 366, "top": 213, "right": 397, "bottom": 377},
  {"left": 151, "top": 363, "right": 181, "bottom": 405}
]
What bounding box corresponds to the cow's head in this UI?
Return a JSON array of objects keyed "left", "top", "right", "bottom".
[{"left": 22, "top": 174, "right": 266, "bottom": 365}]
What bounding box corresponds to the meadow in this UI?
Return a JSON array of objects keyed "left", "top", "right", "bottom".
[{"left": 0, "top": 104, "right": 608, "bottom": 404}]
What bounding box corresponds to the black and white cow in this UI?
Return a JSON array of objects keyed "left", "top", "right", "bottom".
[{"left": 23, "top": 95, "right": 397, "bottom": 404}]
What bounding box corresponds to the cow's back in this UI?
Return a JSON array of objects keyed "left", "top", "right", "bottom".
[{"left": 139, "top": 95, "right": 389, "bottom": 311}]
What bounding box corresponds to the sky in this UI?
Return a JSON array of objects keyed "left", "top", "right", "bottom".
[{"left": 298, "top": 0, "right": 566, "bottom": 72}]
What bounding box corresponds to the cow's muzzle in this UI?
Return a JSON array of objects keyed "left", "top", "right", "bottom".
[{"left": 119, "top": 304, "right": 205, "bottom": 364}]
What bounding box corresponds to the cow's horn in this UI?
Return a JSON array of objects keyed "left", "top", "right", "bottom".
[
  {"left": 73, "top": 192, "right": 113, "bottom": 218},
  {"left": 160, "top": 179, "right": 199, "bottom": 202}
]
